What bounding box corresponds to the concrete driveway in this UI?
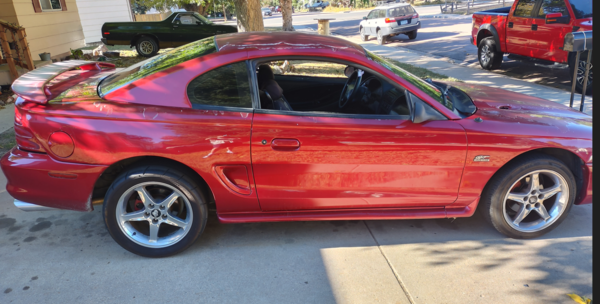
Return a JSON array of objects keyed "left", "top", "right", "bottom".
[{"left": 0, "top": 170, "right": 592, "bottom": 303}]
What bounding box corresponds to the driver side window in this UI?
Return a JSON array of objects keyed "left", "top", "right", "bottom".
[
  {"left": 254, "top": 59, "right": 411, "bottom": 118},
  {"left": 367, "top": 11, "right": 376, "bottom": 19}
]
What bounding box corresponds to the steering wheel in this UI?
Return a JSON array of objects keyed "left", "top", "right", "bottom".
[{"left": 339, "top": 69, "right": 362, "bottom": 109}]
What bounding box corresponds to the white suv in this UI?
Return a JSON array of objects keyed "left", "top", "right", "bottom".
[{"left": 359, "top": 3, "right": 420, "bottom": 45}]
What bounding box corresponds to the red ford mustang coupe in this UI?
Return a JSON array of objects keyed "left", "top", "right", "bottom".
[{"left": 1, "top": 32, "right": 592, "bottom": 257}]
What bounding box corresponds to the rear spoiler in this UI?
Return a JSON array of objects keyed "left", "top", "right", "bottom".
[{"left": 11, "top": 60, "right": 115, "bottom": 104}]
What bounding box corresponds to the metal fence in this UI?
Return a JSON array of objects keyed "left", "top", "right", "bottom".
[{"left": 439, "top": 0, "right": 514, "bottom": 14}]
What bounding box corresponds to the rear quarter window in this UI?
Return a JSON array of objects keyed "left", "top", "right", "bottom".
[{"left": 186, "top": 62, "right": 252, "bottom": 109}]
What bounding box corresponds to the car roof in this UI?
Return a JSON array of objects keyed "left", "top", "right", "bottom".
[{"left": 215, "top": 32, "right": 366, "bottom": 57}]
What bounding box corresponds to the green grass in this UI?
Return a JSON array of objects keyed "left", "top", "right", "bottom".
[
  {"left": 386, "top": 58, "right": 460, "bottom": 82},
  {"left": 0, "top": 127, "right": 16, "bottom": 157}
]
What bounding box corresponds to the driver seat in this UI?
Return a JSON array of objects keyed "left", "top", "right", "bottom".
[{"left": 257, "top": 65, "right": 293, "bottom": 111}]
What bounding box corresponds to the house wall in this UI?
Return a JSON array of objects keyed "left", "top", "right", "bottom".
[
  {"left": 11, "top": 0, "right": 85, "bottom": 59},
  {"left": 75, "top": 0, "right": 133, "bottom": 44},
  {"left": 0, "top": 0, "right": 18, "bottom": 24}
]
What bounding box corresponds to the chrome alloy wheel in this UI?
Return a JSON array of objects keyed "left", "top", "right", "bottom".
[
  {"left": 139, "top": 41, "right": 154, "bottom": 55},
  {"left": 480, "top": 45, "right": 491, "bottom": 65},
  {"left": 577, "top": 60, "right": 593, "bottom": 85},
  {"left": 116, "top": 182, "right": 193, "bottom": 248},
  {"left": 502, "top": 170, "right": 569, "bottom": 233}
]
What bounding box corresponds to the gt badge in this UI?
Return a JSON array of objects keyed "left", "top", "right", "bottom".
[{"left": 474, "top": 155, "right": 490, "bottom": 162}]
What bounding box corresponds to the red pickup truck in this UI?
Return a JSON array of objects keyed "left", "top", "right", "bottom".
[{"left": 471, "top": 0, "right": 592, "bottom": 94}]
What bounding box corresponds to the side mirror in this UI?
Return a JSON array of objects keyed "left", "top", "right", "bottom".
[
  {"left": 409, "top": 92, "right": 446, "bottom": 123},
  {"left": 363, "top": 16, "right": 367, "bottom": 20},
  {"left": 546, "top": 12, "right": 568, "bottom": 24}
]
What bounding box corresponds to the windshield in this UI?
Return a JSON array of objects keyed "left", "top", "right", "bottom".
[
  {"left": 193, "top": 12, "right": 213, "bottom": 24},
  {"left": 388, "top": 6, "right": 415, "bottom": 17},
  {"left": 568, "top": 0, "right": 592, "bottom": 19},
  {"left": 99, "top": 37, "right": 217, "bottom": 96},
  {"left": 365, "top": 51, "right": 450, "bottom": 108}
]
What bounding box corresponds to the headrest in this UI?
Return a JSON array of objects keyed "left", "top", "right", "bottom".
[
  {"left": 262, "top": 79, "right": 283, "bottom": 100},
  {"left": 257, "top": 65, "right": 274, "bottom": 88}
]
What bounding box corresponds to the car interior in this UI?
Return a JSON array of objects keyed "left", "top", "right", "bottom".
[{"left": 254, "top": 60, "right": 412, "bottom": 117}]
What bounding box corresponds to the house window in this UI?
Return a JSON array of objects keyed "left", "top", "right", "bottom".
[{"left": 40, "top": 0, "right": 62, "bottom": 11}]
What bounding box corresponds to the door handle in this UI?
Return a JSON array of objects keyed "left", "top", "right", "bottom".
[
  {"left": 271, "top": 139, "right": 300, "bottom": 151},
  {"left": 531, "top": 24, "right": 538, "bottom": 31},
  {"left": 173, "top": 25, "right": 179, "bottom": 28},
  {"left": 508, "top": 22, "right": 513, "bottom": 28}
]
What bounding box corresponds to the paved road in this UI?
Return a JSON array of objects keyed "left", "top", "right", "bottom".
[
  {"left": 257, "top": 6, "right": 580, "bottom": 94},
  {"left": 0, "top": 169, "right": 592, "bottom": 303}
]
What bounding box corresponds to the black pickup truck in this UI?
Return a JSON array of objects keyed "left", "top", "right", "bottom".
[{"left": 101, "top": 12, "right": 237, "bottom": 57}]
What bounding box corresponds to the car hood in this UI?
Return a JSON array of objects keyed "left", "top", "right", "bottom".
[{"left": 444, "top": 81, "right": 592, "bottom": 138}]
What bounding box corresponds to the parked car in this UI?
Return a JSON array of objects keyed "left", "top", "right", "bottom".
[
  {"left": 471, "top": 0, "right": 592, "bottom": 94},
  {"left": 307, "top": 0, "right": 329, "bottom": 11},
  {"left": 101, "top": 12, "right": 237, "bottom": 57},
  {"left": 262, "top": 7, "right": 272, "bottom": 16},
  {"left": 3, "top": 32, "right": 592, "bottom": 257},
  {"left": 360, "top": 3, "right": 420, "bottom": 45}
]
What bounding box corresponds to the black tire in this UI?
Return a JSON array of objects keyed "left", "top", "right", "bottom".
[
  {"left": 479, "top": 154, "right": 576, "bottom": 239},
  {"left": 360, "top": 27, "right": 369, "bottom": 41},
  {"left": 478, "top": 37, "right": 503, "bottom": 70},
  {"left": 135, "top": 36, "right": 159, "bottom": 57},
  {"left": 407, "top": 30, "right": 417, "bottom": 40},
  {"left": 569, "top": 52, "right": 593, "bottom": 96},
  {"left": 376, "top": 30, "right": 387, "bottom": 45},
  {"left": 103, "top": 164, "right": 208, "bottom": 257}
]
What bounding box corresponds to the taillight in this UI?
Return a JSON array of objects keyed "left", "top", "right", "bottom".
[
  {"left": 413, "top": 13, "right": 419, "bottom": 18},
  {"left": 385, "top": 18, "right": 396, "bottom": 23},
  {"left": 14, "top": 103, "right": 46, "bottom": 153},
  {"left": 103, "top": 32, "right": 110, "bottom": 35}
]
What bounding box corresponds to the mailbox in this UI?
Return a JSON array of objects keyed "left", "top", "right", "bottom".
[{"left": 563, "top": 31, "right": 593, "bottom": 52}]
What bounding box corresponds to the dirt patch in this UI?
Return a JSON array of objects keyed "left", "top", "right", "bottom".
[{"left": 0, "top": 127, "right": 16, "bottom": 157}]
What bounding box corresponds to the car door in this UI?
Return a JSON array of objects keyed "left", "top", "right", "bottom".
[
  {"left": 172, "top": 13, "right": 211, "bottom": 44},
  {"left": 506, "top": 0, "right": 537, "bottom": 56},
  {"left": 529, "top": 0, "right": 571, "bottom": 63},
  {"left": 249, "top": 60, "right": 468, "bottom": 212},
  {"left": 366, "top": 10, "right": 377, "bottom": 35}
]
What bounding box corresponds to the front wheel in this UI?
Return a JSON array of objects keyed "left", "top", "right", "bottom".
[
  {"left": 103, "top": 164, "right": 208, "bottom": 257},
  {"left": 135, "top": 36, "right": 159, "bottom": 57},
  {"left": 478, "top": 37, "right": 503, "bottom": 70},
  {"left": 480, "top": 154, "right": 576, "bottom": 239},
  {"left": 360, "top": 27, "right": 369, "bottom": 41},
  {"left": 569, "top": 52, "right": 593, "bottom": 96},
  {"left": 376, "top": 30, "right": 387, "bottom": 45}
]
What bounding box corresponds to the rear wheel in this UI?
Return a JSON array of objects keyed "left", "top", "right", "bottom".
[
  {"left": 480, "top": 154, "right": 576, "bottom": 239},
  {"left": 360, "top": 27, "right": 369, "bottom": 41},
  {"left": 103, "top": 164, "right": 208, "bottom": 257},
  {"left": 376, "top": 30, "right": 387, "bottom": 45},
  {"left": 478, "top": 37, "right": 503, "bottom": 70},
  {"left": 407, "top": 30, "right": 417, "bottom": 40},
  {"left": 135, "top": 36, "right": 158, "bottom": 57}
]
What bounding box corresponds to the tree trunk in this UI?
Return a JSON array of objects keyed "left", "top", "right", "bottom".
[
  {"left": 233, "top": 0, "right": 264, "bottom": 32},
  {"left": 223, "top": 3, "right": 228, "bottom": 21},
  {"left": 280, "top": 0, "right": 294, "bottom": 31},
  {"left": 182, "top": 3, "right": 199, "bottom": 12}
]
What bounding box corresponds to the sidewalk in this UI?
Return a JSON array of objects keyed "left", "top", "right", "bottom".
[{"left": 340, "top": 34, "right": 593, "bottom": 116}]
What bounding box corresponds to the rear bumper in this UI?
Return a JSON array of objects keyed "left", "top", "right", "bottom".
[
  {"left": 576, "top": 163, "right": 593, "bottom": 205},
  {"left": 0, "top": 147, "right": 107, "bottom": 212},
  {"left": 381, "top": 22, "right": 421, "bottom": 36}
]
